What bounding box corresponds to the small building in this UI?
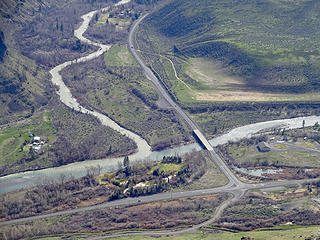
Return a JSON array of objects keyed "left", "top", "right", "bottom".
[
  {"left": 33, "top": 146, "right": 41, "bottom": 152},
  {"left": 257, "top": 142, "right": 271, "bottom": 152},
  {"left": 34, "top": 136, "right": 40, "bottom": 142}
]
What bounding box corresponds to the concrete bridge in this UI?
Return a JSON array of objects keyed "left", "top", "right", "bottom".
[{"left": 193, "top": 129, "right": 214, "bottom": 151}]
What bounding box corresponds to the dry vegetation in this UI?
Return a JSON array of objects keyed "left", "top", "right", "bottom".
[
  {"left": 216, "top": 182, "right": 320, "bottom": 231},
  {"left": 0, "top": 193, "right": 227, "bottom": 240},
  {"left": 0, "top": 151, "right": 208, "bottom": 222},
  {"left": 216, "top": 125, "right": 320, "bottom": 182}
]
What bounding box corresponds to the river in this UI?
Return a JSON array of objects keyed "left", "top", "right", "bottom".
[{"left": 0, "top": 1, "right": 320, "bottom": 194}]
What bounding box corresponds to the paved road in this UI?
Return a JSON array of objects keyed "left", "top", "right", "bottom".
[
  {"left": 128, "top": 14, "right": 244, "bottom": 190},
  {"left": 1, "top": 177, "right": 318, "bottom": 227},
  {"left": 1, "top": 8, "right": 320, "bottom": 233}
]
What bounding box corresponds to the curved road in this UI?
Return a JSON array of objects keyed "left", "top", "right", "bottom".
[
  {"left": 1, "top": 6, "right": 320, "bottom": 236},
  {"left": 1, "top": 177, "right": 318, "bottom": 227}
]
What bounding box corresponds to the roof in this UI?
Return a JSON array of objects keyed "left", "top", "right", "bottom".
[
  {"left": 257, "top": 142, "right": 271, "bottom": 152},
  {"left": 34, "top": 136, "right": 40, "bottom": 141}
]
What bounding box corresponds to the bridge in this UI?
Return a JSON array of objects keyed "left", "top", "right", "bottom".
[{"left": 193, "top": 129, "right": 214, "bottom": 151}]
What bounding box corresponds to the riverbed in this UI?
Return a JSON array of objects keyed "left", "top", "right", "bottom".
[{"left": 0, "top": 0, "right": 320, "bottom": 194}]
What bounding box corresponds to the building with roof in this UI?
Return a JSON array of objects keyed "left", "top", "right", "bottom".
[{"left": 257, "top": 142, "right": 271, "bottom": 152}]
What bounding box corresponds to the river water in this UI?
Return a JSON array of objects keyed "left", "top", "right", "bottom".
[
  {"left": 1, "top": 115, "right": 319, "bottom": 194},
  {"left": 1, "top": 1, "right": 320, "bottom": 194}
]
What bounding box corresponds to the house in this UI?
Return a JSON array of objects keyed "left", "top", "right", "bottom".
[
  {"left": 32, "top": 136, "right": 44, "bottom": 150},
  {"left": 33, "top": 146, "right": 41, "bottom": 152},
  {"left": 257, "top": 142, "right": 271, "bottom": 152}
]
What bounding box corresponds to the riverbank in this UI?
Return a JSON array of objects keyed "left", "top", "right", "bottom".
[{"left": 1, "top": 115, "right": 319, "bottom": 194}]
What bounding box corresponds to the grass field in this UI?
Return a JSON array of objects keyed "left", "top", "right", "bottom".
[
  {"left": 95, "top": 13, "right": 110, "bottom": 27},
  {"left": 0, "top": 111, "right": 56, "bottom": 167},
  {"left": 62, "top": 47, "right": 191, "bottom": 150},
  {"left": 105, "top": 44, "right": 138, "bottom": 67},
  {"left": 228, "top": 144, "right": 320, "bottom": 168},
  {"left": 137, "top": 0, "right": 320, "bottom": 103},
  {"left": 36, "top": 225, "right": 320, "bottom": 239},
  {"left": 273, "top": 144, "right": 288, "bottom": 150},
  {"left": 178, "top": 57, "right": 320, "bottom": 102}
]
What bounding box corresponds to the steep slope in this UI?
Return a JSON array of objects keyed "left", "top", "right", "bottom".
[
  {"left": 0, "top": 0, "right": 108, "bottom": 124},
  {"left": 142, "top": 0, "right": 320, "bottom": 94},
  {"left": 0, "top": 0, "right": 62, "bottom": 124}
]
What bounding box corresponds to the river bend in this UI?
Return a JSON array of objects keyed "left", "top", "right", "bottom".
[{"left": 0, "top": 1, "right": 320, "bottom": 193}]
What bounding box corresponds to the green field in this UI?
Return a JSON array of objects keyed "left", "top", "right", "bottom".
[
  {"left": 137, "top": 0, "right": 320, "bottom": 103},
  {"left": 229, "top": 144, "right": 320, "bottom": 168},
  {"left": 62, "top": 47, "right": 191, "bottom": 149},
  {"left": 0, "top": 111, "right": 56, "bottom": 166},
  {"left": 95, "top": 13, "right": 110, "bottom": 27},
  {"left": 105, "top": 44, "right": 138, "bottom": 67}
]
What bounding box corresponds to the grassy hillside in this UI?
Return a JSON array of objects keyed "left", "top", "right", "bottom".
[
  {"left": 0, "top": 0, "right": 140, "bottom": 174},
  {"left": 139, "top": 0, "right": 320, "bottom": 102},
  {"left": 0, "top": 0, "right": 64, "bottom": 124},
  {"left": 0, "top": 100, "right": 136, "bottom": 176},
  {"left": 0, "top": 0, "right": 111, "bottom": 125}
]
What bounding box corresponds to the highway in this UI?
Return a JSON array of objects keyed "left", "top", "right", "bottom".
[
  {"left": 0, "top": 177, "right": 318, "bottom": 227},
  {"left": 128, "top": 14, "right": 244, "bottom": 189},
  {"left": 1, "top": 6, "right": 320, "bottom": 235}
]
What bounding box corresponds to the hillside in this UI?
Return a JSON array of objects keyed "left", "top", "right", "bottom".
[
  {"left": 0, "top": 0, "right": 140, "bottom": 174},
  {"left": 0, "top": 0, "right": 63, "bottom": 124},
  {"left": 138, "top": 0, "right": 320, "bottom": 101},
  {"left": 0, "top": 0, "right": 107, "bottom": 124}
]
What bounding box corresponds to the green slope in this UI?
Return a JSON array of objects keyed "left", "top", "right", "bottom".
[{"left": 143, "top": 0, "right": 320, "bottom": 95}]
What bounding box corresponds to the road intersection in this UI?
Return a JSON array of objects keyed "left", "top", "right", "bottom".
[{"left": 1, "top": 6, "right": 319, "bottom": 235}]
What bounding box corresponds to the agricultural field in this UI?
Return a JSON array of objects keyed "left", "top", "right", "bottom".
[
  {"left": 85, "top": 3, "right": 147, "bottom": 45},
  {"left": 179, "top": 57, "right": 320, "bottom": 102}
]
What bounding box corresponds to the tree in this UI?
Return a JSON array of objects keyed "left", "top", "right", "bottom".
[
  {"left": 107, "top": 146, "right": 112, "bottom": 155},
  {"left": 29, "top": 147, "right": 35, "bottom": 160},
  {"left": 123, "top": 156, "right": 129, "bottom": 169},
  {"left": 173, "top": 45, "right": 179, "bottom": 54},
  {"left": 123, "top": 156, "right": 130, "bottom": 176}
]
